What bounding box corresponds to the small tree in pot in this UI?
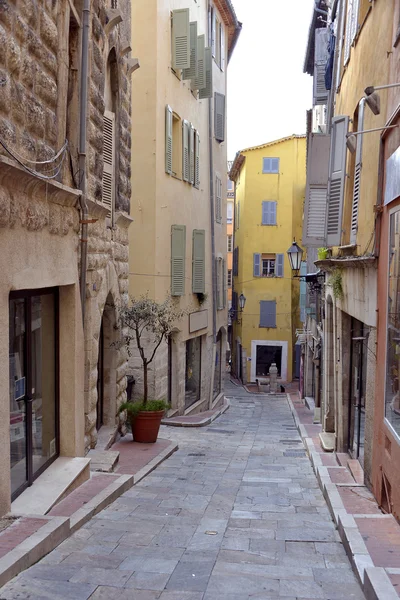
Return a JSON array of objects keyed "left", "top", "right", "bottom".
[{"left": 117, "top": 295, "right": 185, "bottom": 442}]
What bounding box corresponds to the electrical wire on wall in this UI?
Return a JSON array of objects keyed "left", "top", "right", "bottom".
[{"left": 0, "top": 138, "right": 69, "bottom": 181}]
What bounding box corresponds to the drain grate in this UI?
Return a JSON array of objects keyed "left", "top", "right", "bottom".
[
  {"left": 205, "top": 428, "right": 235, "bottom": 434},
  {"left": 188, "top": 453, "right": 206, "bottom": 457},
  {"left": 284, "top": 449, "right": 306, "bottom": 457},
  {"left": 279, "top": 439, "right": 301, "bottom": 444}
]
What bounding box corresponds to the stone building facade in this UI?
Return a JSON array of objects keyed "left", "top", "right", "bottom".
[{"left": 0, "top": 0, "right": 132, "bottom": 516}]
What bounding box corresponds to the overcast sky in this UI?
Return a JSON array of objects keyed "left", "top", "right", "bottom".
[{"left": 227, "top": 0, "right": 313, "bottom": 159}]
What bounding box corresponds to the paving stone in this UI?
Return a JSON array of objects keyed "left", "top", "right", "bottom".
[
  {"left": 166, "top": 559, "right": 215, "bottom": 592},
  {"left": 279, "top": 579, "right": 324, "bottom": 598},
  {"left": 70, "top": 566, "right": 132, "bottom": 587},
  {"left": 61, "top": 551, "right": 124, "bottom": 569},
  {"left": 0, "top": 578, "right": 97, "bottom": 599},
  {"left": 19, "top": 564, "right": 78, "bottom": 581},
  {"left": 90, "top": 587, "right": 161, "bottom": 599},
  {"left": 125, "top": 571, "right": 171, "bottom": 591}
]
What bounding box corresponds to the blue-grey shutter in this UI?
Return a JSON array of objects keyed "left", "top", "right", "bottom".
[
  {"left": 327, "top": 115, "right": 349, "bottom": 246},
  {"left": 350, "top": 99, "right": 365, "bottom": 244},
  {"left": 253, "top": 253, "right": 261, "bottom": 277},
  {"left": 214, "top": 93, "right": 225, "bottom": 142},
  {"left": 262, "top": 201, "right": 277, "bottom": 225},
  {"left": 271, "top": 158, "right": 279, "bottom": 173},
  {"left": 262, "top": 201, "right": 269, "bottom": 225},
  {"left": 182, "top": 21, "right": 198, "bottom": 80},
  {"left": 276, "top": 254, "right": 284, "bottom": 277},
  {"left": 270, "top": 202, "right": 277, "bottom": 224},
  {"left": 260, "top": 301, "right": 276, "bottom": 328},
  {"left": 172, "top": 9, "right": 190, "bottom": 70}
]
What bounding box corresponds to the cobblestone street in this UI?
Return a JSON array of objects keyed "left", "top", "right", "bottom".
[{"left": 1, "top": 382, "right": 365, "bottom": 599}]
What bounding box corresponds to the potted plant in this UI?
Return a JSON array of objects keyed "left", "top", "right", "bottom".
[
  {"left": 117, "top": 295, "right": 185, "bottom": 443},
  {"left": 318, "top": 247, "right": 329, "bottom": 260}
]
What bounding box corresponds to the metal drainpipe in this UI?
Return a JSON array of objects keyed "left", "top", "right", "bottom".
[
  {"left": 78, "top": 0, "right": 90, "bottom": 325},
  {"left": 208, "top": 2, "right": 217, "bottom": 408}
]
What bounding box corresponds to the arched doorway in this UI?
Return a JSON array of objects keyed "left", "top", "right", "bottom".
[{"left": 96, "top": 294, "right": 118, "bottom": 431}]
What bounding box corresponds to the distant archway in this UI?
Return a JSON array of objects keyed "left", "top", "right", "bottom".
[{"left": 97, "top": 293, "right": 118, "bottom": 430}]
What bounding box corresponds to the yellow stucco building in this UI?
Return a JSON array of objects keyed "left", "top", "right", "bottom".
[
  {"left": 129, "top": 0, "right": 241, "bottom": 413},
  {"left": 229, "top": 135, "right": 306, "bottom": 384}
]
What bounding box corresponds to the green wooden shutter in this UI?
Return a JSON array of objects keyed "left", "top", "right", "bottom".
[
  {"left": 199, "top": 48, "right": 212, "bottom": 99},
  {"left": 102, "top": 110, "right": 115, "bottom": 218},
  {"left": 215, "top": 175, "right": 222, "bottom": 223},
  {"left": 192, "top": 35, "right": 206, "bottom": 91},
  {"left": 222, "top": 258, "right": 226, "bottom": 308},
  {"left": 194, "top": 130, "right": 200, "bottom": 188},
  {"left": 189, "top": 124, "right": 195, "bottom": 185},
  {"left": 171, "top": 225, "right": 186, "bottom": 296},
  {"left": 183, "top": 21, "right": 198, "bottom": 80},
  {"left": 214, "top": 93, "right": 225, "bottom": 142},
  {"left": 192, "top": 229, "right": 205, "bottom": 293},
  {"left": 182, "top": 120, "right": 190, "bottom": 182},
  {"left": 172, "top": 9, "right": 190, "bottom": 70},
  {"left": 165, "top": 105, "right": 173, "bottom": 175}
]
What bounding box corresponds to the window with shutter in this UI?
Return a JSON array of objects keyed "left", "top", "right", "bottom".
[
  {"left": 189, "top": 124, "right": 195, "bottom": 185},
  {"left": 102, "top": 110, "right": 115, "bottom": 219},
  {"left": 350, "top": 99, "right": 365, "bottom": 244},
  {"left": 192, "top": 229, "right": 205, "bottom": 293},
  {"left": 172, "top": 9, "right": 190, "bottom": 70},
  {"left": 227, "top": 269, "right": 232, "bottom": 287},
  {"left": 220, "top": 23, "right": 225, "bottom": 71},
  {"left": 194, "top": 130, "right": 200, "bottom": 188},
  {"left": 182, "top": 120, "right": 190, "bottom": 182},
  {"left": 211, "top": 8, "right": 216, "bottom": 57},
  {"left": 276, "top": 254, "right": 284, "bottom": 278},
  {"left": 302, "top": 186, "right": 327, "bottom": 246},
  {"left": 254, "top": 253, "right": 261, "bottom": 277},
  {"left": 183, "top": 22, "right": 198, "bottom": 81},
  {"left": 227, "top": 235, "right": 233, "bottom": 252},
  {"left": 214, "top": 92, "right": 225, "bottom": 142},
  {"left": 233, "top": 247, "right": 239, "bottom": 276},
  {"left": 199, "top": 48, "right": 212, "bottom": 99},
  {"left": 192, "top": 35, "right": 206, "bottom": 91},
  {"left": 222, "top": 258, "right": 226, "bottom": 308},
  {"left": 344, "top": 0, "right": 354, "bottom": 64},
  {"left": 262, "top": 201, "right": 277, "bottom": 225},
  {"left": 260, "top": 301, "right": 276, "bottom": 328},
  {"left": 326, "top": 115, "right": 349, "bottom": 247},
  {"left": 165, "top": 105, "right": 173, "bottom": 175},
  {"left": 171, "top": 225, "right": 186, "bottom": 296},
  {"left": 262, "top": 158, "right": 280, "bottom": 174},
  {"left": 215, "top": 175, "right": 222, "bottom": 223},
  {"left": 314, "top": 28, "right": 329, "bottom": 106}
]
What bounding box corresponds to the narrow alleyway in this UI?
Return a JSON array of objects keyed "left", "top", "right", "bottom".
[{"left": 1, "top": 382, "right": 365, "bottom": 599}]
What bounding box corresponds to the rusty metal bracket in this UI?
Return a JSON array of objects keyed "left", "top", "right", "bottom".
[
  {"left": 373, "top": 205, "right": 383, "bottom": 215},
  {"left": 79, "top": 219, "right": 98, "bottom": 224}
]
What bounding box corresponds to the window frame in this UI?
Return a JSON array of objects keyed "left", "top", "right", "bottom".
[
  {"left": 262, "top": 258, "right": 276, "bottom": 277},
  {"left": 227, "top": 235, "right": 233, "bottom": 253}
]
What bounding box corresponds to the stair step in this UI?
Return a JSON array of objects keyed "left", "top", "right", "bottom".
[{"left": 347, "top": 458, "right": 364, "bottom": 484}]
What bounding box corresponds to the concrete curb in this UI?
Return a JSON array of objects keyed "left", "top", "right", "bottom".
[
  {"left": 161, "top": 401, "right": 230, "bottom": 428},
  {"left": 286, "top": 394, "right": 398, "bottom": 600},
  {"left": 364, "top": 568, "right": 400, "bottom": 600},
  {"left": 0, "top": 516, "right": 70, "bottom": 588},
  {"left": 134, "top": 440, "right": 178, "bottom": 483}
]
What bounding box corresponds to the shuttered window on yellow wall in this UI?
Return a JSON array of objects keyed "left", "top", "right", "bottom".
[
  {"left": 171, "top": 225, "right": 186, "bottom": 296},
  {"left": 102, "top": 110, "right": 115, "bottom": 219}
]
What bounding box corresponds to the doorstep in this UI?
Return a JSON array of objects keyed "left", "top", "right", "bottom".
[
  {"left": 287, "top": 391, "right": 400, "bottom": 600},
  {"left": 1, "top": 438, "right": 178, "bottom": 588},
  {"left": 161, "top": 398, "right": 230, "bottom": 427},
  {"left": 11, "top": 457, "right": 91, "bottom": 516}
]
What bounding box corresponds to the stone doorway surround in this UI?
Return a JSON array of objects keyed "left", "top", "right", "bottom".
[{"left": 250, "top": 339, "right": 288, "bottom": 382}]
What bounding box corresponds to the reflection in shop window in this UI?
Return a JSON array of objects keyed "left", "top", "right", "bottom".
[
  {"left": 386, "top": 210, "right": 400, "bottom": 437},
  {"left": 185, "top": 336, "right": 202, "bottom": 409}
]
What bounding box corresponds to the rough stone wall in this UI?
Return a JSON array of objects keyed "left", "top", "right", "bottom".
[
  {"left": 364, "top": 327, "right": 376, "bottom": 489},
  {"left": 0, "top": 1, "right": 64, "bottom": 166}
]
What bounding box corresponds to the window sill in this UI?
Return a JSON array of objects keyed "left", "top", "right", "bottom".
[
  {"left": 259, "top": 326, "right": 277, "bottom": 329},
  {"left": 171, "top": 173, "right": 182, "bottom": 181},
  {"left": 261, "top": 224, "right": 277, "bottom": 227}
]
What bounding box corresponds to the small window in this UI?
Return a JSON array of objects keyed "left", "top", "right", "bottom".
[
  {"left": 216, "top": 257, "right": 225, "bottom": 310},
  {"left": 262, "top": 158, "right": 279, "bottom": 174},
  {"left": 227, "top": 269, "right": 232, "bottom": 288},
  {"left": 227, "top": 202, "right": 233, "bottom": 224},
  {"left": 172, "top": 112, "right": 182, "bottom": 178},
  {"left": 227, "top": 178, "right": 234, "bottom": 191},
  {"left": 262, "top": 258, "right": 275, "bottom": 277},
  {"left": 227, "top": 235, "right": 233, "bottom": 252}
]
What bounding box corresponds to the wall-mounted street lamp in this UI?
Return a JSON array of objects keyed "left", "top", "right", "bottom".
[
  {"left": 287, "top": 240, "right": 304, "bottom": 277},
  {"left": 346, "top": 125, "right": 399, "bottom": 153},
  {"left": 364, "top": 83, "right": 400, "bottom": 116},
  {"left": 229, "top": 292, "right": 246, "bottom": 325},
  {"left": 287, "top": 240, "right": 324, "bottom": 292}
]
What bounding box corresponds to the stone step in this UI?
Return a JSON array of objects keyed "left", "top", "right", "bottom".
[{"left": 87, "top": 449, "right": 120, "bottom": 473}]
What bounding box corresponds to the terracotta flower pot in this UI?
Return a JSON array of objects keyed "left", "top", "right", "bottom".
[{"left": 131, "top": 410, "right": 165, "bottom": 443}]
